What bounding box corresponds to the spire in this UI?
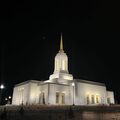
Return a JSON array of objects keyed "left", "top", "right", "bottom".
[{"left": 60, "top": 33, "right": 64, "bottom": 52}]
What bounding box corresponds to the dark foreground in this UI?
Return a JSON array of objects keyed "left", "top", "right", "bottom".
[{"left": 0, "top": 105, "right": 120, "bottom": 120}]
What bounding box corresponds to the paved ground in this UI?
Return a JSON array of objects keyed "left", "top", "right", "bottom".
[{"left": 0, "top": 105, "right": 120, "bottom": 120}]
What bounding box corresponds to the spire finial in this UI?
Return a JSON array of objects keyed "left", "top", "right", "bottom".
[{"left": 60, "top": 33, "right": 64, "bottom": 52}]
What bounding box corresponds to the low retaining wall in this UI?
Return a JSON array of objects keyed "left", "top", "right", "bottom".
[{"left": 0, "top": 105, "right": 120, "bottom": 120}]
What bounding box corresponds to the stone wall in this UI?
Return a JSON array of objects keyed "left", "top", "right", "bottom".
[{"left": 0, "top": 105, "right": 120, "bottom": 120}]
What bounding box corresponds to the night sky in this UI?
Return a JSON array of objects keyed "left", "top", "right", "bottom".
[{"left": 1, "top": 0, "right": 120, "bottom": 103}]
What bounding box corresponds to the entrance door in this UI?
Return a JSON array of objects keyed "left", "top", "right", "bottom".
[{"left": 56, "top": 92, "right": 65, "bottom": 104}]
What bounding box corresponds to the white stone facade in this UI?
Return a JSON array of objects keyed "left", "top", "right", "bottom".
[
  {"left": 12, "top": 35, "right": 115, "bottom": 105},
  {"left": 12, "top": 79, "right": 115, "bottom": 105}
]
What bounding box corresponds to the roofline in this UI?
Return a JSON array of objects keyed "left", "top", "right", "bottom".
[
  {"left": 14, "top": 79, "right": 106, "bottom": 87},
  {"left": 75, "top": 79, "right": 106, "bottom": 86},
  {"left": 14, "top": 80, "right": 42, "bottom": 87},
  {"left": 40, "top": 82, "right": 69, "bottom": 86}
]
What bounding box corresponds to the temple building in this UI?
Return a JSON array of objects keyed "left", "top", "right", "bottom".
[{"left": 12, "top": 35, "right": 115, "bottom": 105}]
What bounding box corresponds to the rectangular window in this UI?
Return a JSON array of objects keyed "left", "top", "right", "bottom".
[
  {"left": 19, "top": 88, "right": 24, "bottom": 105},
  {"left": 62, "top": 60, "right": 65, "bottom": 70},
  {"left": 107, "top": 97, "right": 111, "bottom": 104},
  {"left": 39, "top": 93, "right": 41, "bottom": 104},
  {"left": 61, "top": 93, "right": 65, "bottom": 104},
  {"left": 56, "top": 92, "right": 59, "bottom": 104},
  {"left": 42, "top": 92, "right": 45, "bottom": 104},
  {"left": 91, "top": 95, "right": 95, "bottom": 104},
  {"left": 86, "top": 95, "right": 90, "bottom": 104},
  {"left": 96, "top": 95, "right": 99, "bottom": 103}
]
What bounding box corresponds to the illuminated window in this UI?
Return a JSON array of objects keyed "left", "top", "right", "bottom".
[
  {"left": 61, "top": 93, "right": 65, "bottom": 104},
  {"left": 42, "top": 92, "right": 45, "bottom": 104},
  {"left": 56, "top": 60, "right": 59, "bottom": 70},
  {"left": 62, "top": 60, "right": 64, "bottom": 70},
  {"left": 18, "top": 88, "right": 24, "bottom": 105},
  {"left": 86, "top": 95, "right": 90, "bottom": 104},
  {"left": 39, "top": 93, "right": 41, "bottom": 104},
  {"left": 65, "top": 60, "right": 67, "bottom": 70},
  {"left": 91, "top": 95, "right": 95, "bottom": 104},
  {"left": 96, "top": 95, "right": 99, "bottom": 103},
  {"left": 56, "top": 92, "right": 59, "bottom": 104},
  {"left": 107, "top": 97, "right": 111, "bottom": 104},
  {"left": 55, "top": 60, "right": 57, "bottom": 70}
]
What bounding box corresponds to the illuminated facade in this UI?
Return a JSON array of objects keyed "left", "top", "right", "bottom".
[{"left": 12, "top": 35, "right": 115, "bottom": 105}]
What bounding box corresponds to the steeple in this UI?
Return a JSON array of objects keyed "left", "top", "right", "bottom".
[
  {"left": 59, "top": 33, "right": 64, "bottom": 52},
  {"left": 49, "top": 33, "right": 73, "bottom": 81}
]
